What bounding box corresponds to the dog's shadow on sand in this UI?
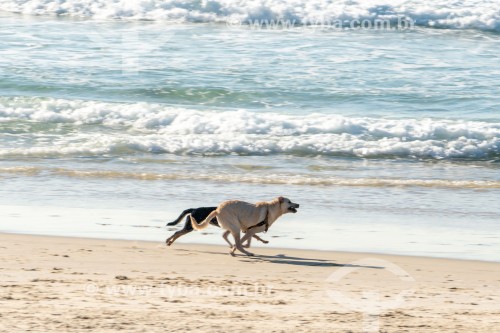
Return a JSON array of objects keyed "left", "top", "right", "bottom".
[
  {"left": 239, "top": 254, "right": 383, "bottom": 268},
  {"left": 183, "top": 249, "right": 382, "bottom": 269}
]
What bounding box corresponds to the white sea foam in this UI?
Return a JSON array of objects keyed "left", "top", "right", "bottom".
[
  {"left": 0, "top": 0, "right": 499, "bottom": 32},
  {"left": 1, "top": 97, "right": 499, "bottom": 160}
]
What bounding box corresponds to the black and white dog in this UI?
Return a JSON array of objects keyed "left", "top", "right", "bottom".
[{"left": 165, "top": 207, "right": 269, "bottom": 247}]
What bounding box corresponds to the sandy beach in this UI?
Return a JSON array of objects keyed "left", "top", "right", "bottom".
[
  {"left": 2, "top": 1, "right": 499, "bottom": 332},
  {"left": 1, "top": 233, "right": 499, "bottom": 332}
]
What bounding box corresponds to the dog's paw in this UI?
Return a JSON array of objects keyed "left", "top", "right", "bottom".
[{"left": 263, "top": 240, "right": 269, "bottom": 244}]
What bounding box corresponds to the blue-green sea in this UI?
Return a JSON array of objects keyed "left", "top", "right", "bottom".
[{"left": 0, "top": 0, "right": 499, "bottom": 261}]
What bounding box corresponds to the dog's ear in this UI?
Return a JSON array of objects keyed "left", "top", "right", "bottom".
[{"left": 278, "top": 196, "right": 285, "bottom": 203}]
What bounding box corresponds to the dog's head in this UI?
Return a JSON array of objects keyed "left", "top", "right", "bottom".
[{"left": 278, "top": 196, "right": 300, "bottom": 214}]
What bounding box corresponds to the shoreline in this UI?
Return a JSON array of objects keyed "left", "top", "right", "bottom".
[
  {"left": 1, "top": 202, "right": 499, "bottom": 263},
  {"left": 1, "top": 232, "right": 499, "bottom": 332},
  {"left": 2, "top": 231, "right": 500, "bottom": 265}
]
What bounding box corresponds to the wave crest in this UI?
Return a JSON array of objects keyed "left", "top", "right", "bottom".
[
  {"left": 0, "top": 0, "right": 499, "bottom": 32},
  {"left": 1, "top": 97, "right": 499, "bottom": 160}
]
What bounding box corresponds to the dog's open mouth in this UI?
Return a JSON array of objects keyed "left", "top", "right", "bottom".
[{"left": 288, "top": 207, "right": 298, "bottom": 213}]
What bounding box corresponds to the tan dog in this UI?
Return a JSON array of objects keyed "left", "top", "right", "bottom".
[{"left": 190, "top": 197, "right": 299, "bottom": 256}]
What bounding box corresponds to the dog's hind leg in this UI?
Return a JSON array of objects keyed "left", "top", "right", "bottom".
[
  {"left": 166, "top": 229, "right": 190, "bottom": 246},
  {"left": 166, "top": 214, "right": 194, "bottom": 246},
  {"left": 216, "top": 216, "right": 253, "bottom": 256},
  {"left": 222, "top": 230, "right": 233, "bottom": 248}
]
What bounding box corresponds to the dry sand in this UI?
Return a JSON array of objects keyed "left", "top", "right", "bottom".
[{"left": 0, "top": 233, "right": 499, "bottom": 332}]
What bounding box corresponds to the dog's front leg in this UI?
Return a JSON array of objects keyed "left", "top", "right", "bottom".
[
  {"left": 232, "top": 231, "right": 254, "bottom": 256},
  {"left": 252, "top": 234, "right": 269, "bottom": 244},
  {"left": 243, "top": 233, "right": 252, "bottom": 248},
  {"left": 241, "top": 231, "right": 254, "bottom": 248}
]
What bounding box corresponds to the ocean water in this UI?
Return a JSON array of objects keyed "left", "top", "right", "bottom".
[{"left": 0, "top": 0, "right": 499, "bottom": 261}]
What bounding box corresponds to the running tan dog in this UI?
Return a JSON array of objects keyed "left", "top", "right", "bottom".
[{"left": 190, "top": 197, "right": 299, "bottom": 256}]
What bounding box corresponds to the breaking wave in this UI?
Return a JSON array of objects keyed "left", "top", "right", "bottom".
[
  {"left": 1, "top": 97, "right": 499, "bottom": 160},
  {"left": 0, "top": 0, "right": 499, "bottom": 32}
]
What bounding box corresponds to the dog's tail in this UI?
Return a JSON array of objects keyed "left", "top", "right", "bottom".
[
  {"left": 190, "top": 210, "right": 217, "bottom": 231},
  {"left": 166, "top": 208, "right": 195, "bottom": 226}
]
